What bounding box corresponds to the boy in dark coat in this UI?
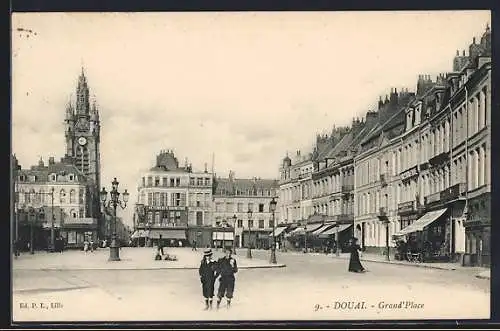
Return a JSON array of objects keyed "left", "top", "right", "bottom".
[
  {"left": 199, "top": 248, "right": 217, "bottom": 310},
  {"left": 215, "top": 248, "right": 238, "bottom": 309}
]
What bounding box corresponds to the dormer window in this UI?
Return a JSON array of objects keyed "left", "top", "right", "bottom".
[
  {"left": 69, "top": 174, "right": 74, "bottom": 181},
  {"left": 50, "top": 173, "right": 56, "bottom": 181},
  {"left": 18, "top": 175, "right": 25, "bottom": 182}
]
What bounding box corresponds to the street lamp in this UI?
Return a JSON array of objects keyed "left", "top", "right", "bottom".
[
  {"left": 384, "top": 220, "right": 390, "bottom": 261},
  {"left": 335, "top": 222, "right": 340, "bottom": 257},
  {"left": 232, "top": 214, "right": 237, "bottom": 255},
  {"left": 246, "top": 209, "right": 253, "bottom": 259},
  {"left": 269, "top": 197, "right": 277, "bottom": 264},
  {"left": 100, "top": 178, "right": 129, "bottom": 261}
]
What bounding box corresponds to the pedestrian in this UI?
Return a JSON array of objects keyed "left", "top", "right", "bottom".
[
  {"left": 348, "top": 237, "right": 366, "bottom": 273},
  {"left": 215, "top": 247, "right": 238, "bottom": 309},
  {"left": 199, "top": 248, "right": 217, "bottom": 310},
  {"left": 158, "top": 234, "right": 165, "bottom": 255},
  {"left": 83, "top": 240, "right": 89, "bottom": 253},
  {"left": 192, "top": 240, "right": 197, "bottom": 251},
  {"left": 90, "top": 239, "right": 95, "bottom": 252}
]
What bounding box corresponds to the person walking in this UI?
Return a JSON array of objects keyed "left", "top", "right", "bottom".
[
  {"left": 158, "top": 234, "right": 165, "bottom": 255},
  {"left": 198, "top": 248, "right": 217, "bottom": 310},
  {"left": 215, "top": 248, "right": 238, "bottom": 309},
  {"left": 348, "top": 237, "right": 366, "bottom": 273},
  {"left": 192, "top": 240, "right": 197, "bottom": 251}
]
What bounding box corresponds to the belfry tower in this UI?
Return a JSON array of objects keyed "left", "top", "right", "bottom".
[{"left": 64, "top": 68, "right": 102, "bottom": 237}]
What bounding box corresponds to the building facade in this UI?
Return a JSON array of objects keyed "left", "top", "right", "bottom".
[
  {"left": 134, "top": 150, "right": 214, "bottom": 247},
  {"left": 213, "top": 171, "right": 279, "bottom": 249},
  {"left": 278, "top": 25, "right": 490, "bottom": 266},
  {"left": 14, "top": 157, "right": 97, "bottom": 249}
]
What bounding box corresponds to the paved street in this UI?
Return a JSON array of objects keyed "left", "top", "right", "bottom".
[{"left": 12, "top": 248, "right": 489, "bottom": 322}]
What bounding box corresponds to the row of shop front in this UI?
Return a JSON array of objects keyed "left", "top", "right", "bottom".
[
  {"left": 377, "top": 182, "right": 490, "bottom": 267},
  {"left": 130, "top": 221, "right": 354, "bottom": 252}
]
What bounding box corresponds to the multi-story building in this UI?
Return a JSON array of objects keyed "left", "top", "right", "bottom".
[
  {"left": 134, "top": 149, "right": 213, "bottom": 247},
  {"left": 13, "top": 68, "right": 104, "bottom": 250},
  {"left": 354, "top": 89, "right": 415, "bottom": 253},
  {"left": 354, "top": 26, "right": 491, "bottom": 266},
  {"left": 14, "top": 156, "right": 97, "bottom": 249},
  {"left": 279, "top": 150, "right": 315, "bottom": 224},
  {"left": 213, "top": 171, "right": 279, "bottom": 249}
]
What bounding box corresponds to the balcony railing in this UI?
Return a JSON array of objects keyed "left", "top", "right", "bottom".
[{"left": 397, "top": 201, "right": 416, "bottom": 215}]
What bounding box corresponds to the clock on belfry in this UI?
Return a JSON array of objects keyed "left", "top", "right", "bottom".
[{"left": 78, "top": 136, "right": 87, "bottom": 146}]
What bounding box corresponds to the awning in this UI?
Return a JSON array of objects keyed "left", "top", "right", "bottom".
[
  {"left": 149, "top": 229, "right": 186, "bottom": 240},
  {"left": 130, "top": 231, "right": 139, "bottom": 239},
  {"left": 306, "top": 223, "right": 324, "bottom": 233},
  {"left": 131, "top": 230, "right": 149, "bottom": 239},
  {"left": 269, "top": 226, "right": 287, "bottom": 237},
  {"left": 319, "top": 224, "right": 353, "bottom": 238},
  {"left": 394, "top": 208, "right": 448, "bottom": 236},
  {"left": 212, "top": 232, "right": 234, "bottom": 240},
  {"left": 312, "top": 223, "right": 335, "bottom": 236},
  {"left": 289, "top": 227, "right": 305, "bottom": 236}
]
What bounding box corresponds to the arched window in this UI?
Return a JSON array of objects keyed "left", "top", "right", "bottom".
[
  {"left": 60, "top": 189, "right": 66, "bottom": 203},
  {"left": 70, "top": 209, "right": 77, "bottom": 218},
  {"left": 69, "top": 189, "right": 76, "bottom": 203}
]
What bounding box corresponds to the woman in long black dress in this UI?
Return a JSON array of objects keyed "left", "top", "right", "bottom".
[
  {"left": 348, "top": 238, "right": 366, "bottom": 273},
  {"left": 199, "top": 248, "right": 218, "bottom": 310}
]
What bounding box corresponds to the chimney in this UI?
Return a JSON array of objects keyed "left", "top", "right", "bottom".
[
  {"left": 204, "top": 163, "right": 208, "bottom": 173},
  {"left": 365, "top": 111, "right": 378, "bottom": 126}
]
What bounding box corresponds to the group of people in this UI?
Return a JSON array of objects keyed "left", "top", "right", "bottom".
[{"left": 198, "top": 247, "right": 238, "bottom": 310}]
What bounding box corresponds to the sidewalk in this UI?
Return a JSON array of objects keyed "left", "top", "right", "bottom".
[{"left": 12, "top": 247, "right": 286, "bottom": 271}]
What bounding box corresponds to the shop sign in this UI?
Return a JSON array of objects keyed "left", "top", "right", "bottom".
[
  {"left": 400, "top": 166, "right": 418, "bottom": 181},
  {"left": 145, "top": 206, "right": 186, "bottom": 211}
]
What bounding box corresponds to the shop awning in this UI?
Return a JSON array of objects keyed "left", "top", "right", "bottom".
[
  {"left": 394, "top": 208, "right": 448, "bottom": 236},
  {"left": 212, "top": 232, "right": 234, "bottom": 240},
  {"left": 269, "top": 226, "right": 287, "bottom": 237},
  {"left": 312, "top": 223, "right": 335, "bottom": 236},
  {"left": 130, "top": 231, "right": 139, "bottom": 239},
  {"left": 149, "top": 229, "right": 186, "bottom": 240},
  {"left": 319, "top": 224, "right": 353, "bottom": 238},
  {"left": 306, "top": 223, "right": 324, "bottom": 233}
]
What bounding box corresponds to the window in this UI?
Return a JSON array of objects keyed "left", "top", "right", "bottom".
[
  {"left": 160, "top": 193, "right": 165, "bottom": 206},
  {"left": 60, "top": 189, "right": 66, "bottom": 203},
  {"left": 176, "top": 178, "right": 180, "bottom": 187},
  {"left": 196, "top": 211, "right": 203, "bottom": 226},
  {"left": 154, "top": 177, "right": 160, "bottom": 186},
  {"left": 69, "top": 174, "right": 74, "bottom": 181},
  {"left": 148, "top": 193, "right": 153, "bottom": 205},
  {"left": 258, "top": 220, "right": 264, "bottom": 228},
  {"left": 259, "top": 204, "right": 265, "bottom": 213},
  {"left": 248, "top": 220, "right": 254, "bottom": 228},
  {"left": 69, "top": 189, "right": 76, "bottom": 203},
  {"left": 248, "top": 203, "right": 254, "bottom": 212},
  {"left": 237, "top": 219, "right": 243, "bottom": 228},
  {"left": 153, "top": 192, "right": 160, "bottom": 206},
  {"left": 205, "top": 178, "right": 210, "bottom": 186},
  {"left": 197, "top": 178, "right": 203, "bottom": 186},
  {"left": 71, "top": 210, "right": 77, "bottom": 218},
  {"left": 268, "top": 219, "right": 274, "bottom": 228},
  {"left": 79, "top": 208, "right": 85, "bottom": 218},
  {"left": 147, "top": 177, "right": 153, "bottom": 186},
  {"left": 170, "top": 178, "right": 175, "bottom": 187},
  {"left": 79, "top": 189, "right": 84, "bottom": 204},
  {"left": 190, "top": 177, "right": 195, "bottom": 186},
  {"left": 237, "top": 203, "right": 244, "bottom": 212}
]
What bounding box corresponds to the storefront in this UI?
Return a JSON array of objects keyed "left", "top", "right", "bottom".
[
  {"left": 212, "top": 231, "right": 234, "bottom": 250},
  {"left": 463, "top": 191, "right": 491, "bottom": 267},
  {"left": 186, "top": 226, "right": 214, "bottom": 249},
  {"left": 394, "top": 208, "right": 449, "bottom": 262},
  {"left": 318, "top": 223, "right": 353, "bottom": 253},
  {"left": 149, "top": 228, "right": 187, "bottom": 247}
]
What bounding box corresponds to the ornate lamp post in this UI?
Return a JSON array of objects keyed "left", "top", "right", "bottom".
[
  {"left": 100, "top": 178, "right": 129, "bottom": 261},
  {"left": 232, "top": 214, "right": 237, "bottom": 255},
  {"left": 269, "top": 197, "right": 277, "bottom": 264},
  {"left": 246, "top": 209, "right": 253, "bottom": 259}
]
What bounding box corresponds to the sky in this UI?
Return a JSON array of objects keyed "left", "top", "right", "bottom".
[{"left": 11, "top": 11, "right": 491, "bottom": 226}]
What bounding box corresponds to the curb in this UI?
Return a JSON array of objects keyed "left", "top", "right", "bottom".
[
  {"left": 329, "top": 256, "right": 456, "bottom": 271},
  {"left": 14, "top": 264, "right": 287, "bottom": 272}
]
